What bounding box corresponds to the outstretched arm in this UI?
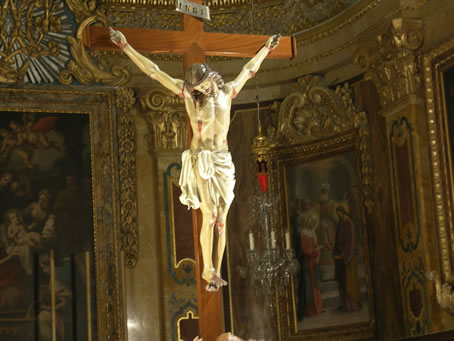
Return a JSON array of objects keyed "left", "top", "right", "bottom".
[
  {"left": 109, "top": 28, "right": 184, "bottom": 96},
  {"left": 228, "top": 34, "right": 280, "bottom": 97}
]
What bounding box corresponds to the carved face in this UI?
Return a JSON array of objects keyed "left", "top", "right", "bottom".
[{"left": 194, "top": 78, "right": 216, "bottom": 97}]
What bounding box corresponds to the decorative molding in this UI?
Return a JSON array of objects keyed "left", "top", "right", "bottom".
[
  {"left": 100, "top": 0, "right": 359, "bottom": 37},
  {"left": 253, "top": 75, "right": 374, "bottom": 213},
  {"left": 389, "top": 117, "right": 421, "bottom": 253},
  {"left": 59, "top": 16, "right": 131, "bottom": 86},
  {"left": 140, "top": 88, "right": 188, "bottom": 152},
  {"left": 423, "top": 35, "right": 454, "bottom": 285},
  {"left": 354, "top": 18, "right": 424, "bottom": 109},
  {"left": 116, "top": 88, "right": 139, "bottom": 268},
  {"left": 402, "top": 258, "right": 431, "bottom": 335},
  {"left": 0, "top": 87, "right": 127, "bottom": 340},
  {"left": 163, "top": 163, "right": 196, "bottom": 284},
  {"left": 168, "top": 294, "right": 198, "bottom": 341},
  {"left": 0, "top": 0, "right": 72, "bottom": 84}
]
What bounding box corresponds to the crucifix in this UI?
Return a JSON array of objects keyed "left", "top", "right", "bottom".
[{"left": 83, "top": 2, "right": 295, "bottom": 339}]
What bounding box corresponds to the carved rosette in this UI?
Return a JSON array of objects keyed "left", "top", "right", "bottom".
[
  {"left": 255, "top": 75, "right": 374, "bottom": 212},
  {"left": 140, "top": 88, "right": 188, "bottom": 152},
  {"left": 116, "top": 88, "right": 139, "bottom": 267},
  {"left": 354, "top": 18, "right": 424, "bottom": 109}
]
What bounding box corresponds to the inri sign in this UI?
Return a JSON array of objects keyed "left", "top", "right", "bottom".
[{"left": 176, "top": 0, "right": 211, "bottom": 21}]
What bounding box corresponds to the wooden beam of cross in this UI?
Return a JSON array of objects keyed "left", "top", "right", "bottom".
[
  {"left": 84, "top": 3, "right": 295, "bottom": 340},
  {"left": 82, "top": 16, "right": 296, "bottom": 66}
]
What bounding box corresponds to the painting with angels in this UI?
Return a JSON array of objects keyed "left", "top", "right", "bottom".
[
  {"left": 0, "top": 110, "right": 96, "bottom": 340},
  {"left": 284, "top": 149, "right": 372, "bottom": 332}
]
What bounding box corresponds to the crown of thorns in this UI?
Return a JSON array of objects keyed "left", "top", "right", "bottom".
[{"left": 185, "top": 63, "right": 215, "bottom": 87}]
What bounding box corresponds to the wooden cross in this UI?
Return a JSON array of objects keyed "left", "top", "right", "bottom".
[{"left": 83, "top": 3, "right": 295, "bottom": 340}]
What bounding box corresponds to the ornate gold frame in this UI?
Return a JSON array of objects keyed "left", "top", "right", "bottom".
[
  {"left": 423, "top": 36, "right": 454, "bottom": 284},
  {"left": 0, "top": 87, "right": 131, "bottom": 339},
  {"left": 271, "top": 133, "right": 375, "bottom": 340},
  {"left": 252, "top": 76, "right": 375, "bottom": 340}
]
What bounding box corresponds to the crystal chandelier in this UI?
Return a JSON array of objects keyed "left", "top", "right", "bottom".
[{"left": 238, "top": 190, "right": 299, "bottom": 316}]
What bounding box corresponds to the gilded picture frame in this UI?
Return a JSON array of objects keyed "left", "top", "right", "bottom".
[
  {"left": 423, "top": 35, "right": 454, "bottom": 283},
  {"left": 252, "top": 76, "right": 376, "bottom": 340},
  {"left": 0, "top": 87, "right": 129, "bottom": 340},
  {"left": 273, "top": 132, "right": 375, "bottom": 340}
]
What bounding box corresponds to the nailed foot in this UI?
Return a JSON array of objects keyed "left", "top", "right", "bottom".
[{"left": 203, "top": 272, "right": 228, "bottom": 292}]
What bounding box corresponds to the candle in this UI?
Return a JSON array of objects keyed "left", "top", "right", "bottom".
[
  {"left": 249, "top": 232, "right": 255, "bottom": 250},
  {"left": 50, "top": 249, "right": 56, "bottom": 341},
  {"left": 85, "top": 251, "right": 92, "bottom": 341},
  {"left": 271, "top": 230, "right": 276, "bottom": 249},
  {"left": 285, "top": 232, "right": 291, "bottom": 249}
]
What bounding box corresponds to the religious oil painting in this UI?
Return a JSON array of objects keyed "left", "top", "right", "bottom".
[
  {"left": 443, "top": 65, "right": 454, "bottom": 167},
  {"left": 278, "top": 139, "right": 375, "bottom": 339},
  {"left": 0, "top": 110, "right": 96, "bottom": 340}
]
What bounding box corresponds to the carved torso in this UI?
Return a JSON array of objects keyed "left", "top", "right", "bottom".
[{"left": 184, "top": 84, "right": 233, "bottom": 152}]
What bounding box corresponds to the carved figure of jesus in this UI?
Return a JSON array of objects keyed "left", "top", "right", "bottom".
[{"left": 110, "top": 28, "right": 280, "bottom": 291}]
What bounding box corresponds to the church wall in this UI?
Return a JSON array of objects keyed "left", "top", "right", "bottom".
[
  {"left": 117, "top": 0, "right": 454, "bottom": 339},
  {"left": 2, "top": 0, "right": 454, "bottom": 340},
  {"left": 124, "top": 110, "right": 165, "bottom": 341},
  {"left": 352, "top": 80, "right": 406, "bottom": 340}
]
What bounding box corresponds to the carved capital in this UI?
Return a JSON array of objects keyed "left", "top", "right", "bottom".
[
  {"left": 354, "top": 18, "right": 424, "bottom": 109},
  {"left": 116, "top": 88, "right": 139, "bottom": 268},
  {"left": 140, "top": 88, "right": 188, "bottom": 152}
]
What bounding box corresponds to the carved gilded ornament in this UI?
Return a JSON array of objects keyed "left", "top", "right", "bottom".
[
  {"left": 59, "top": 15, "right": 131, "bottom": 85},
  {"left": 0, "top": 88, "right": 127, "bottom": 339},
  {"left": 100, "top": 0, "right": 359, "bottom": 37},
  {"left": 423, "top": 35, "right": 454, "bottom": 315},
  {"left": 253, "top": 75, "right": 373, "bottom": 213},
  {"left": 354, "top": 18, "right": 424, "bottom": 109},
  {"left": 140, "top": 88, "right": 188, "bottom": 152},
  {"left": 116, "top": 88, "right": 139, "bottom": 268},
  {"left": 0, "top": 0, "right": 72, "bottom": 84},
  {"left": 66, "top": 0, "right": 99, "bottom": 23}
]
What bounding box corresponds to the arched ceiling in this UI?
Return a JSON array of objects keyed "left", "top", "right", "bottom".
[{"left": 100, "top": 0, "right": 360, "bottom": 37}]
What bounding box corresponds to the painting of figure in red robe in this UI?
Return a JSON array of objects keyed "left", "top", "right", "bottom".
[
  {"left": 0, "top": 111, "right": 96, "bottom": 340},
  {"left": 286, "top": 150, "right": 372, "bottom": 331}
]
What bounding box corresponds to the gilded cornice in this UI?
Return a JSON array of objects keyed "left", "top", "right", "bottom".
[
  {"left": 354, "top": 18, "right": 424, "bottom": 109},
  {"left": 100, "top": 0, "right": 359, "bottom": 37}
]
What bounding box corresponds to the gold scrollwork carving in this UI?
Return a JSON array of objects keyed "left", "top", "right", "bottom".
[
  {"left": 116, "top": 88, "right": 139, "bottom": 268},
  {"left": 254, "top": 75, "right": 374, "bottom": 213},
  {"left": 99, "top": 0, "right": 357, "bottom": 37},
  {"left": 59, "top": 16, "right": 131, "bottom": 86},
  {"left": 354, "top": 18, "right": 423, "bottom": 109},
  {"left": 0, "top": 0, "right": 72, "bottom": 83},
  {"left": 66, "top": 0, "right": 99, "bottom": 23},
  {"left": 140, "top": 88, "right": 188, "bottom": 152}
]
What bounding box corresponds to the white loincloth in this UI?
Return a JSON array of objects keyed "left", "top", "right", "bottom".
[{"left": 179, "top": 149, "right": 235, "bottom": 210}]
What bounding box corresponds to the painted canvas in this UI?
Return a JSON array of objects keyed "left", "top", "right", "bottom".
[
  {"left": 285, "top": 150, "right": 371, "bottom": 332},
  {"left": 443, "top": 66, "right": 454, "bottom": 163},
  {"left": 0, "top": 111, "right": 96, "bottom": 340}
]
